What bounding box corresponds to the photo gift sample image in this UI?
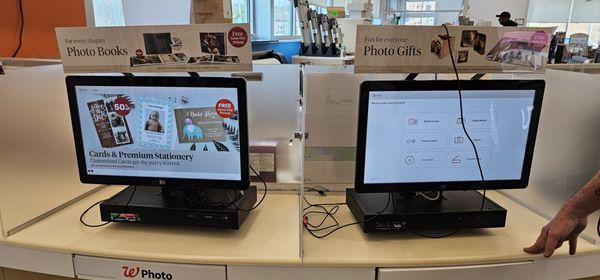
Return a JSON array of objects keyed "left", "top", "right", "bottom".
[
  {"left": 430, "top": 34, "right": 456, "bottom": 59},
  {"left": 460, "top": 30, "right": 487, "bottom": 56},
  {"left": 461, "top": 30, "right": 477, "bottom": 47},
  {"left": 76, "top": 86, "right": 242, "bottom": 180},
  {"left": 486, "top": 31, "right": 549, "bottom": 70}
]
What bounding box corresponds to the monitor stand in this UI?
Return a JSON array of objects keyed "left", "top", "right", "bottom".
[
  {"left": 99, "top": 185, "right": 257, "bottom": 229},
  {"left": 346, "top": 188, "right": 506, "bottom": 233}
]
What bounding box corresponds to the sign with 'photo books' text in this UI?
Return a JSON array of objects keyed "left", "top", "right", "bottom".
[{"left": 56, "top": 24, "right": 251, "bottom": 73}]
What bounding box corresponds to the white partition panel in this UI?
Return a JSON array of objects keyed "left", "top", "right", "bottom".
[
  {"left": 245, "top": 65, "right": 302, "bottom": 184},
  {"left": 193, "top": 65, "right": 302, "bottom": 185},
  {"left": 502, "top": 70, "right": 600, "bottom": 243},
  {"left": 302, "top": 66, "right": 421, "bottom": 188},
  {"left": 0, "top": 65, "right": 95, "bottom": 237}
]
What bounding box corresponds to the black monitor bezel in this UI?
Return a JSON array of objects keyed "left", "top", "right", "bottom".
[
  {"left": 66, "top": 75, "right": 250, "bottom": 190},
  {"left": 355, "top": 79, "right": 545, "bottom": 193}
]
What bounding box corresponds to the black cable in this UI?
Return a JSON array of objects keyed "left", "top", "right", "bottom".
[
  {"left": 303, "top": 193, "right": 392, "bottom": 239},
  {"left": 597, "top": 215, "right": 600, "bottom": 238},
  {"left": 230, "top": 165, "right": 267, "bottom": 211},
  {"left": 442, "top": 24, "right": 485, "bottom": 183},
  {"left": 404, "top": 25, "right": 488, "bottom": 239},
  {"left": 12, "top": 0, "right": 24, "bottom": 57},
  {"left": 80, "top": 200, "right": 111, "bottom": 227},
  {"left": 410, "top": 228, "right": 464, "bottom": 239},
  {"left": 302, "top": 196, "right": 345, "bottom": 211},
  {"left": 81, "top": 185, "right": 139, "bottom": 227},
  {"left": 302, "top": 198, "right": 344, "bottom": 229},
  {"left": 304, "top": 206, "right": 341, "bottom": 231},
  {"left": 305, "top": 186, "right": 329, "bottom": 196},
  {"left": 125, "top": 185, "right": 137, "bottom": 206}
]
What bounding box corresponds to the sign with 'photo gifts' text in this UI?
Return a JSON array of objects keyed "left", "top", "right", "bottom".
[
  {"left": 355, "top": 25, "right": 556, "bottom": 74},
  {"left": 56, "top": 24, "right": 252, "bottom": 73}
]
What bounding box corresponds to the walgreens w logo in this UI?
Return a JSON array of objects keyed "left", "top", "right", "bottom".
[
  {"left": 121, "top": 266, "right": 173, "bottom": 280},
  {"left": 122, "top": 266, "right": 140, "bottom": 278}
]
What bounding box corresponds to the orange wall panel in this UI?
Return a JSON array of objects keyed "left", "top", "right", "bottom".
[{"left": 0, "top": 0, "right": 87, "bottom": 59}]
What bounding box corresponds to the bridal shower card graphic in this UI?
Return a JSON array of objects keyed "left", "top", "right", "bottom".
[
  {"left": 88, "top": 98, "right": 133, "bottom": 148},
  {"left": 137, "top": 97, "right": 173, "bottom": 149}
]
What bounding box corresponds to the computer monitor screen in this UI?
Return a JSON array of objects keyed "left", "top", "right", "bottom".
[
  {"left": 66, "top": 76, "right": 249, "bottom": 189},
  {"left": 355, "top": 80, "right": 544, "bottom": 193},
  {"left": 144, "top": 33, "right": 173, "bottom": 54}
]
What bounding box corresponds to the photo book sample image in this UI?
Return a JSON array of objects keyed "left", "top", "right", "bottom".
[
  {"left": 188, "top": 55, "right": 241, "bottom": 64},
  {"left": 138, "top": 97, "right": 174, "bottom": 149},
  {"left": 486, "top": 31, "right": 548, "bottom": 70},
  {"left": 130, "top": 54, "right": 162, "bottom": 67},
  {"left": 87, "top": 98, "right": 134, "bottom": 148},
  {"left": 130, "top": 33, "right": 189, "bottom": 67},
  {"left": 144, "top": 33, "right": 174, "bottom": 54},
  {"left": 159, "top": 53, "right": 189, "bottom": 63},
  {"left": 193, "top": 32, "right": 242, "bottom": 65},
  {"left": 200, "top": 32, "right": 226, "bottom": 55}
]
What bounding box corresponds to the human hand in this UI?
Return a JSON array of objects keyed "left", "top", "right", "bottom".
[{"left": 524, "top": 203, "right": 588, "bottom": 258}]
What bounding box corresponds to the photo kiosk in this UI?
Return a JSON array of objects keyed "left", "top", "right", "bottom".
[
  {"left": 348, "top": 80, "right": 545, "bottom": 233},
  {"left": 66, "top": 76, "right": 256, "bottom": 229}
]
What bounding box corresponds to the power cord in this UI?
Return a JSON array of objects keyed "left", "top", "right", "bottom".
[
  {"left": 303, "top": 193, "right": 391, "bottom": 238},
  {"left": 305, "top": 186, "right": 329, "bottom": 196},
  {"left": 80, "top": 199, "right": 111, "bottom": 227},
  {"left": 442, "top": 24, "right": 486, "bottom": 184},
  {"left": 12, "top": 0, "right": 24, "bottom": 57},
  {"left": 416, "top": 191, "right": 441, "bottom": 201},
  {"left": 229, "top": 165, "right": 267, "bottom": 211},
  {"left": 125, "top": 185, "right": 137, "bottom": 206},
  {"left": 405, "top": 24, "right": 487, "bottom": 239},
  {"left": 80, "top": 184, "right": 140, "bottom": 228},
  {"left": 597, "top": 216, "right": 600, "bottom": 238}
]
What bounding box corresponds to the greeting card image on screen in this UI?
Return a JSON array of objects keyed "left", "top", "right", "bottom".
[
  {"left": 355, "top": 80, "right": 545, "bottom": 193},
  {"left": 66, "top": 76, "right": 249, "bottom": 190}
]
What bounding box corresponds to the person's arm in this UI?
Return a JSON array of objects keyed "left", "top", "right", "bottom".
[{"left": 524, "top": 170, "right": 600, "bottom": 257}]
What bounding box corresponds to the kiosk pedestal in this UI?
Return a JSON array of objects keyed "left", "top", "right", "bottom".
[
  {"left": 100, "top": 185, "right": 257, "bottom": 229},
  {"left": 346, "top": 189, "right": 506, "bottom": 233}
]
